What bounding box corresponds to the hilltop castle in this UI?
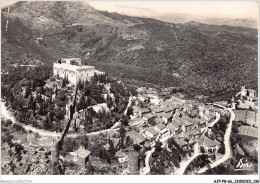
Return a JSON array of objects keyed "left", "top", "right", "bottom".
[{"left": 53, "top": 58, "right": 95, "bottom": 85}]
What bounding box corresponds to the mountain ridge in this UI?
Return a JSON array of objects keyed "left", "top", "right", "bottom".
[{"left": 1, "top": 1, "right": 258, "bottom": 101}]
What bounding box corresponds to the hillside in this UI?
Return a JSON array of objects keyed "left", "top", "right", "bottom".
[{"left": 1, "top": 1, "right": 258, "bottom": 101}]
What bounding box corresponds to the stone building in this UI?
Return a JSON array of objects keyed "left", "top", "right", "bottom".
[
  {"left": 53, "top": 58, "right": 95, "bottom": 85},
  {"left": 65, "top": 146, "right": 91, "bottom": 166}
]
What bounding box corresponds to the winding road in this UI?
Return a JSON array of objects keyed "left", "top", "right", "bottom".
[
  {"left": 1, "top": 101, "right": 119, "bottom": 138},
  {"left": 1, "top": 101, "right": 61, "bottom": 137},
  {"left": 173, "top": 142, "right": 200, "bottom": 175},
  {"left": 197, "top": 104, "right": 235, "bottom": 174}
]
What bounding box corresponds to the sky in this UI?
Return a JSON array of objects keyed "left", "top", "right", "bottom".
[{"left": 1, "top": 1, "right": 258, "bottom": 19}]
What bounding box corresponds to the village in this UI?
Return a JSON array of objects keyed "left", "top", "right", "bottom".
[
  {"left": 47, "top": 58, "right": 258, "bottom": 174},
  {"left": 1, "top": 57, "right": 258, "bottom": 175}
]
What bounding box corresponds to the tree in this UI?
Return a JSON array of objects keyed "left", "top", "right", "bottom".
[
  {"left": 127, "top": 106, "right": 133, "bottom": 116},
  {"left": 77, "top": 95, "right": 87, "bottom": 112},
  {"left": 120, "top": 115, "right": 129, "bottom": 126},
  {"left": 24, "top": 86, "right": 31, "bottom": 98},
  {"left": 76, "top": 135, "right": 88, "bottom": 149},
  {"left": 119, "top": 124, "right": 126, "bottom": 149}
]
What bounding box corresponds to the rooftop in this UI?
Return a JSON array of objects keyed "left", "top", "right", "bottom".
[
  {"left": 127, "top": 130, "right": 146, "bottom": 144},
  {"left": 168, "top": 122, "right": 179, "bottom": 132},
  {"left": 153, "top": 117, "right": 165, "bottom": 125},
  {"left": 143, "top": 113, "right": 156, "bottom": 120},
  {"left": 154, "top": 123, "right": 167, "bottom": 131},
  {"left": 198, "top": 136, "right": 221, "bottom": 147},
  {"left": 70, "top": 146, "right": 91, "bottom": 158},
  {"left": 145, "top": 127, "right": 159, "bottom": 136},
  {"left": 174, "top": 138, "right": 187, "bottom": 147},
  {"left": 115, "top": 151, "right": 126, "bottom": 158},
  {"left": 156, "top": 112, "right": 172, "bottom": 119}
]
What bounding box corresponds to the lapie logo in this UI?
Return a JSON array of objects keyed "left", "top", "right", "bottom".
[{"left": 235, "top": 158, "right": 253, "bottom": 171}]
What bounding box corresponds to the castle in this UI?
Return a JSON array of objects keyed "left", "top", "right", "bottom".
[{"left": 53, "top": 58, "right": 95, "bottom": 85}]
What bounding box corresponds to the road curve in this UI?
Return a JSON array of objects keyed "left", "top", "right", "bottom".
[
  {"left": 1, "top": 101, "right": 119, "bottom": 138},
  {"left": 174, "top": 142, "right": 200, "bottom": 175},
  {"left": 1, "top": 101, "right": 61, "bottom": 137},
  {"left": 197, "top": 104, "right": 235, "bottom": 174}
]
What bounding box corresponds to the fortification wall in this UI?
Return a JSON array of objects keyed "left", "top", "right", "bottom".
[
  {"left": 76, "top": 66, "right": 95, "bottom": 83},
  {"left": 53, "top": 63, "right": 95, "bottom": 85}
]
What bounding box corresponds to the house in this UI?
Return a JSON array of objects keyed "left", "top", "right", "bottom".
[
  {"left": 156, "top": 112, "right": 173, "bottom": 123},
  {"left": 154, "top": 124, "right": 171, "bottom": 142},
  {"left": 161, "top": 100, "right": 178, "bottom": 111},
  {"left": 65, "top": 146, "right": 91, "bottom": 166},
  {"left": 183, "top": 102, "right": 193, "bottom": 112},
  {"left": 198, "top": 136, "right": 221, "bottom": 154},
  {"left": 167, "top": 122, "right": 179, "bottom": 135},
  {"left": 127, "top": 130, "right": 146, "bottom": 145},
  {"left": 91, "top": 103, "right": 109, "bottom": 113},
  {"left": 144, "top": 127, "right": 159, "bottom": 139},
  {"left": 142, "top": 113, "right": 156, "bottom": 124},
  {"left": 185, "top": 129, "right": 201, "bottom": 141},
  {"left": 203, "top": 112, "right": 216, "bottom": 123},
  {"left": 247, "top": 89, "right": 256, "bottom": 101},
  {"left": 152, "top": 117, "right": 165, "bottom": 126},
  {"left": 169, "top": 95, "right": 185, "bottom": 105},
  {"left": 148, "top": 94, "right": 161, "bottom": 105},
  {"left": 115, "top": 151, "right": 129, "bottom": 163},
  {"left": 237, "top": 99, "right": 255, "bottom": 110},
  {"left": 173, "top": 138, "right": 189, "bottom": 151}
]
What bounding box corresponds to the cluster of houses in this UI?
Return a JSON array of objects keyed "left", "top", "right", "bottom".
[{"left": 125, "top": 87, "right": 222, "bottom": 155}]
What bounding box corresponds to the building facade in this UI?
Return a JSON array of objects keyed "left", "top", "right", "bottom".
[{"left": 53, "top": 58, "right": 95, "bottom": 85}]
